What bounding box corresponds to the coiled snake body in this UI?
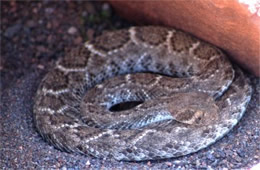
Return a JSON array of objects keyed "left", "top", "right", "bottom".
[{"left": 34, "top": 26, "right": 252, "bottom": 161}]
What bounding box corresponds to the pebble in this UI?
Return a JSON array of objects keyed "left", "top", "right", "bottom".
[
  {"left": 67, "top": 26, "right": 77, "bottom": 35},
  {"left": 216, "top": 149, "right": 226, "bottom": 158},
  {"left": 47, "top": 35, "right": 53, "bottom": 43},
  {"left": 61, "top": 166, "right": 67, "bottom": 170},
  {"left": 102, "top": 3, "right": 110, "bottom": 11},
  {"left": 26, "top": 20, "right": 36, "bottom": 28},
  {"left": 234, "top": 155, "right": 242, "bottom": 162},
  {"left": 206, "top": 152, "right": 215, "bottom": 161},
  {"left": 173, "top": 160, "right": 181, "bottom": 164},
  {"left": 74, "top": 36, "right": 83, "bottom": 45},
  {"left": 37, "top": 45, "right": 47, "bottom": 52},
  {"left": 82, "top": 11, "right": 88, "bottom": 17},
  {"left": 45, "top": 7, "right": 54, "bottom": 14},
  {"left": 4, "top": 23, "right": 21, "bottom": 38},
  {"left": 85, "top": 2, "right": 96, "bottom": 14},
  {"left": 196, "top": 159, "right": 200, "bottom": 167},
  {"left": 37, "top": 64, "right": 45, "bottom": 70},
  {"left": 165, "top": 162, "right": 172, "bottom": 167},
  {"left": 38, "top": 20, "right": 44, "bottom": 25},
  {"left": 46, "top": 22, "right": 52, "bottom": 29},
  {"left": 86, "top": 29, "right": 94, "bottom": 40},
  {"left": 237, "top": 150, "right": 246, "bottom": 157},
  {"left": 86, "top": 160, "right": 91, "bottom": 167}
]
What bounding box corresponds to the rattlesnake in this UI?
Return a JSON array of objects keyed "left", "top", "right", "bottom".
[{"left": 33, "top": 26, "right": 252, "bottom": 161}]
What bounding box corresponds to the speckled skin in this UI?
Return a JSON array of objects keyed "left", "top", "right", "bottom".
[{"left": 33, "top": 26, "right": 252, "bottom": 161}]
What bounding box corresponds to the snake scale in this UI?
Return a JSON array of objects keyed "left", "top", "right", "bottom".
[{"left": 34, "top": 26, "right": 252, "bottom": 161}]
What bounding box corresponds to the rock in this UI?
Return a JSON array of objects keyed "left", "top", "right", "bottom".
[
  {"left": 102, "top": 3, "right": 110, "bottom": 11},
  {"left": 85, "top": 160, "right": 91, "bottom": 167},
  {"left": 45, "top": 7, "right": 54, "bottom": 14},
  {"left": 107, "top": 0, "right": 260, "bottom": 76},
  {"left": 61, "top": 166, "right": 67, "bottom": 170},
  {"left": 46, "top": 22, "right": 52, "bottom": 29},
  {"left": 26, "top": 20, "right": 36, "bottom": 28},
  {"left": 36, "top": 45, "right": 48, "bottom": 53},
  {"left": 74, "top": 36, "right": 83, "bottom": 45},
  {"left": 86, "top": 29, "right": 94, "bottom": 41},
  {"left": 165, "top": 162, "right": 172, "bottom": 167},
  {"left": 67, "top": 26, "right": 77, "bottom": 35},
  {"left": 4, "top": 23, "right": 22, "bottom": 38},
  {"left": 206, "top": 152, "right": 215, "bottom": 161}
]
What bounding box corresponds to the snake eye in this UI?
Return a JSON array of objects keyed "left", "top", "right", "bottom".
[
  {"left": 192, "top": 111, "right": 205, "bottom": 125},
  {"left": 194, "top": 116, "right": 203, "bottom": 125}
]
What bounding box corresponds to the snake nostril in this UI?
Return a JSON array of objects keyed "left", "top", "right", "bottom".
[{"left": 109, "top": 101, "right": 144, "bottom": 112}]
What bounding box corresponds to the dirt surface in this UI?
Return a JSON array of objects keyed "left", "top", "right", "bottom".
[{"left": 1, "top": 1, "right": 259, "bottom": 169}]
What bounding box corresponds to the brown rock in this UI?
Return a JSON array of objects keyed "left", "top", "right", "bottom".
[{"left": 108, "top": 0, "right": 260, "bottom": 76}]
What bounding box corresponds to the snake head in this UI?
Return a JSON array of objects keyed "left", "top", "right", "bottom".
[{"left": 166, "top": 92, "right": 220, "bottom": 126}]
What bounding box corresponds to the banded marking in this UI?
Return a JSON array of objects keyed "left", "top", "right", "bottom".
[
  {"left": 57, "top": 64, "right": 87, "bottom": 73},
  {"left": 84, "top": 42, "right": 106, "bottom": 57},
  {"left": 42, "top": 87, "right": 69, "bottom": 96}
]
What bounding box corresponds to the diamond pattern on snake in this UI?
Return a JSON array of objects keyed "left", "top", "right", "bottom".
[{"left": 33, "top": 26, "right": 252, "bottom": 161}]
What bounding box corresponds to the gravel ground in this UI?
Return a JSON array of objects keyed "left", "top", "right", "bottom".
[{"left": 1, "top": 1, "right": 259, "bottom": 169}]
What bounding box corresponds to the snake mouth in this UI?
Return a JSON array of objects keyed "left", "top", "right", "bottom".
[{"left": 109, "top": 101, "right": 144, "bottom": 112}]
